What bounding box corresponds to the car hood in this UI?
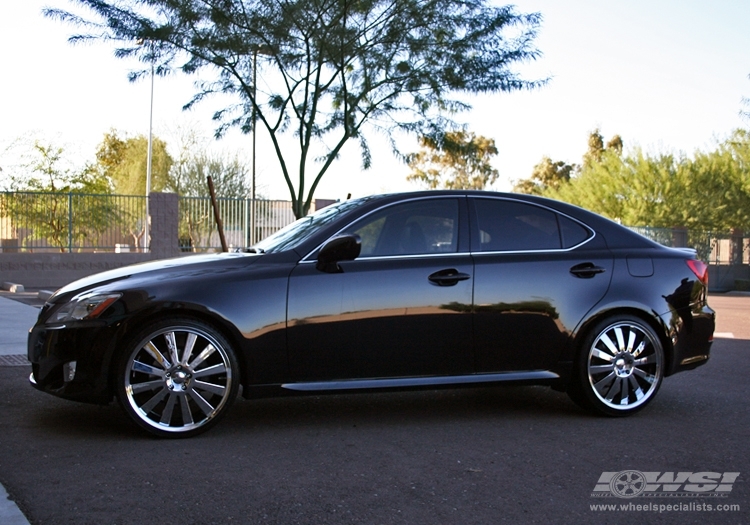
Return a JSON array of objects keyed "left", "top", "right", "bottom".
[{"left": 49, "top": 252, "right": 261, "bottom": 302}]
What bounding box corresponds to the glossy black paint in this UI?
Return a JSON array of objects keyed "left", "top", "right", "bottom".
[{"left": 28, "top": 191, "right": 714, "bottom": 414}]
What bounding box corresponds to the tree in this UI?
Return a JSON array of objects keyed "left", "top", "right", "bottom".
[
  {"left": 513, "top": 156, "right": 573, "bottom": 195},
  {"left": 166, "top": 131, "right": 251, "bottom": 198},
  {"left": 513, "top": 130, "right": 620, "bottom": 195},
  {"left": 546, "top": 135, "right": 750, "bottom": 232},
  {"left": 582, "top": 129, "right": 623, "bottom": 167},
  {"left": 166, "top": 131, "right": 253, "bottom": 250},
  {"left": 95, "top": 130, "right": 173, "bottom": 195},
  {"left": 0, "top": 142, "right": 117, "bottom": 251},
  {"left": 47, "top": 0, "right": 544, "bottom": 217},
  {"left": 406, "top": 131, "right": 499, "bottom": 190}
]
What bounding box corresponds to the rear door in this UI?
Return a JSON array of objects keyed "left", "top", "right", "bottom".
[{"left": 470, "top": 197, "right": 613, "bottom": 372}]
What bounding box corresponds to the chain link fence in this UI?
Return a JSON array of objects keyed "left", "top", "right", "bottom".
[{"left": 628, "top": 226, "right": 749, "bottom": 265}]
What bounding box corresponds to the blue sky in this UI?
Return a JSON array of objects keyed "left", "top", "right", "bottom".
[{"left": 1, "top": 1, "right": 749, "bottom": 201}]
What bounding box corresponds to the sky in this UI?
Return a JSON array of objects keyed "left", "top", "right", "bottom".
[{"left": 1, "top": 0, "right": 749, "bottom": 202}]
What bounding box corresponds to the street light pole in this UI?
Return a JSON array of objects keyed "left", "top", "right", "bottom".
[
  {"left": 137, "top": 38, "right": 155, "bottom": 253},
  {"left": 144, "top": 52, "right": 154, "bottom": 252},
  {"left": 251, "top": 47, "right": 258, "bottom": 247},
  {"left": 250, "top": 44, "right": 273, "bottom": 247}
]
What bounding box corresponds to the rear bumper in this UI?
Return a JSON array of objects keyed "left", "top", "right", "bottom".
[{"left": 664, "top": 304, "right": 715, "bottom": 376}]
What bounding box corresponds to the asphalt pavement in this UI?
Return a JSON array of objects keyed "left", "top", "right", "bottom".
[
  {"left": 0, "top": 291, "right": 748, "bottom": 524},
  {"left": 0, "top": 294, "right": 38, "bottom": 525}
]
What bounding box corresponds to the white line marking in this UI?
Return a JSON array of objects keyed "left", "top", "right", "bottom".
[{"left": 714, "top": 332, "right": 735, "bottom": 339}]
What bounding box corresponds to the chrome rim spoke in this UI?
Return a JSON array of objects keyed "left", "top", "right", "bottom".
[
  {"left": 164, "top": 332, "right": 180, "bottom": 367},
  {"left": 619, "top": 375, "right": 629, "bottom": 405},
  {"left": 131, "top": 360, "right": 163, "bottom": 377},
  {"left": 130, "top": 379, "right": 163, "bottom": 394},
  {"left": 633, "top": 354, "right": 655, "bottom": 366},
  {"left": 193, "top": 379, "right": 226, "bottom": 397},
  {"left": 604, "top": 377, "right": 621, "bottom": 402},
  {"left": 633, "top": 367, "right": 656, "bottom": 383},
  {"left": 193, "top": 363, "right": 227, "bottom": 378},
  {"left": 181, "top": 333, "right": 197, "bottom": 365},
  {"left": 187, "top": 388, "right": 215, "bottom": 416},
  {"left": 140, "top": 387, "right": 169, "bottom": 414},
  {"left": 592, "top": 349, "right": 614, "bottom": 362},
  {"left": 614, "top": 327, "right": 626, "bottom": 352},
  {"left": 594, "top": 372, "right": 616, "bottom": 396},
  {"left": 599, "top": 333, "right": 619, "bottom": 356},
  {"left": 189, "top": 344, "right": 216, "bottom": 370},
  {"left": 180, "top": 395, "right": 194, "bottom": 426},
  {"left": 144, "top": 341, "right": 172, "bottom": 370},
  {"left": 160, "top": 393, "right": 178, "bottom": 425},
  {"left": 590, "top": 363, "right": 614, "bottom": 374},
  {"left": 628, "top": 375, "right": 644, "bottom": 400}
]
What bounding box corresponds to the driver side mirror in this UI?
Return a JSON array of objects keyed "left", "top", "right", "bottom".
[{"left": 316, "top": 234, "right": 362, "bottom": 273}]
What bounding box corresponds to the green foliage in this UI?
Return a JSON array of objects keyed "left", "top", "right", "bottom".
[
  {"left": 545, "top": 130, "right": 750, "bottom": 231},
  {"left": 95, "top": 130, "right": 173, "bottom": 196},
  {"left": 93, "top": 130, "right": 173, "bottom": 249},
  {"left": 406, "top": 131, "right": 499, "bottom": 190},
  {"left": 1, "top": 142, "right": 119, "bottom": 252},
  {"left": 513, "top": 156, "right": 573, "bottom": 195},
  {"left": 47, "top": 0, "right": 544, "bottom": 217}
]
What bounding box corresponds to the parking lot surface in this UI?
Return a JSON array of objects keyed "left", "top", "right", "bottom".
[{"left": 0, "top": 293, "right": 747, "bottom": 524}]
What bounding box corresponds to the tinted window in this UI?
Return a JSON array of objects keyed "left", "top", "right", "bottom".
[
  {"left": 345, "top": 199, "right": 459, "bottom": 257},
  {"left": 559, "top": 215, "right": 592, "bottom": 248},
  {"left": 253, "top": 196, "right": 376, "bottom": 253},
  {"left": 474, "top": 199, "right": 561, "bottom": 251}
]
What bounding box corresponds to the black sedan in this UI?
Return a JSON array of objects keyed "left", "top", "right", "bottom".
[{"left": 28, "top": 191, "right": 715, "bottom": 437}]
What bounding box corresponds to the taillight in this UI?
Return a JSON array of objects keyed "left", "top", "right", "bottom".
[{"left": 686, "top": 259, "right": 708, "bottom": 286}]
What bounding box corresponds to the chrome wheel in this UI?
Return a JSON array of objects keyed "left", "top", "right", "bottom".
[
  {"left": 570, "top": 316, "right": 664, "bottom": 416},
  {"left": 118, "top": 319, "right": 238, "bottom": 437}
]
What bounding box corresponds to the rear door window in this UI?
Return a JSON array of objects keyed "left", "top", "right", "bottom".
[{"left": 472, "top": 198, "right": 591, "bottom": 252}]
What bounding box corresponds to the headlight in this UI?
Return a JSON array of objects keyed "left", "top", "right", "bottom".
[{"left": 54, "top": 292, "right": 122, "bottom": 322}]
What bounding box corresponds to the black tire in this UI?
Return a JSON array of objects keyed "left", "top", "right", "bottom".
[
  {"left": 568, "top": 315, "right": 664, "bottom": 417},
  {"left": 115, "top": 317, "right": 240, "bottom": 438}
]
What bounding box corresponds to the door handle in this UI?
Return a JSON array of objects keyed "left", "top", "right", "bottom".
[
  {"left": 570, "top": 262, "right": 606, "bottom": 278},
  {"left": 428, "top": 269, "right": 471, "bottom": 286}
]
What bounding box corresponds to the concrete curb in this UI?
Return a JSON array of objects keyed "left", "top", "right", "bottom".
[
  {"left": 0, "top": 483, "right": 30, "bottom": 525},
  {"left": 1, "top": 282, "right": 25, "bottom": 293}
]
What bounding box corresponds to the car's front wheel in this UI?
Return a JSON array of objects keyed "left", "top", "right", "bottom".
[
  {"left": 116, "top": 317, "right": 239, "bottom": 437},
  {"left": 568, "top": 315, "right": 664, "bottom": 416}
]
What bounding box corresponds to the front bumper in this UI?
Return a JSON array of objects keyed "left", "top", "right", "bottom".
[{"left": 28, "top": 322, "right": 117, "bottom": 404}]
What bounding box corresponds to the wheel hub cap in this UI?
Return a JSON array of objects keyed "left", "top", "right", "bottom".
[
  {"left": 614, "top": 353, "right": 634, "bottom": 377},
  {"left": 166, "top": 367, "right": 191, "bottom": 391}
]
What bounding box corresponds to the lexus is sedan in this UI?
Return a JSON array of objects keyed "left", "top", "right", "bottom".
[{"left": 28, "top": 191, "right": 715, "bottom": 437}]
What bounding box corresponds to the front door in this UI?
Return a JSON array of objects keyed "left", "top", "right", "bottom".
[{"left": 287, "top": 197, "right": 474, "bottom": 382}]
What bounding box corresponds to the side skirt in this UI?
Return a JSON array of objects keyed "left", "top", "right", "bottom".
[{"left": 281, "top": 370, "right": 559, "bottom": 392}]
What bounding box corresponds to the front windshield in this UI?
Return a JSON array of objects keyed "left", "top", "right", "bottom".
[{"left": 252, "top": 196, "right": 376, "bottom": 253}]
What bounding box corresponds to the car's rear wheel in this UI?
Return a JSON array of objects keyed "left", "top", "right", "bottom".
[
  {"left": 568, "top": 315, "right": 664, "bottom": 416},
  {"left": 116, "top": 318, "right": 239, "bottom": 438}
]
